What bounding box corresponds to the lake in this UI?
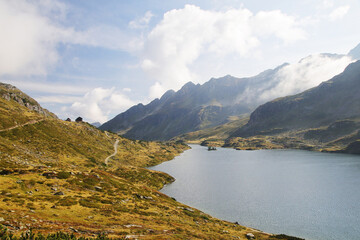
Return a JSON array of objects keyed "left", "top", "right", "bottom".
[{"left": 149, "top": 144, "right": 360, "bottom": 240}]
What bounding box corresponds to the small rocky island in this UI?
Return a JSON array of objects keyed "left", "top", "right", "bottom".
[{"left": 208, "top": 146, "right": 217, "bottom": 151}]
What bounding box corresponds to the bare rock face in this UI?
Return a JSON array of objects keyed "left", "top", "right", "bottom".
[
  {"left": 246, "top": 233, "right": 255, "bottom": 239},
  {"left": 0, "top": 83, "right": 56, "bottom": 118}
]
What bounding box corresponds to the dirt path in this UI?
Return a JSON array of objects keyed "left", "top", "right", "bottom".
[
  {"left": 105, "top": 139, "right": 119, "bottom": 166},
  {"left": 0, "top": 119, "right": 45, "bottom": 132}
]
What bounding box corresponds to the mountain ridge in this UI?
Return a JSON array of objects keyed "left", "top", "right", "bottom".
[
  {"left": 101, "top": 52, "right": 354, "bottom": 140},
  {"left": 234, "top": 60, "right": 360, "bottom": 137}
]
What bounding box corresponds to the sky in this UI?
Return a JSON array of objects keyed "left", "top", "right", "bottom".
[{"left": 1, "top": 0, "right": 360, "bottom": 123}]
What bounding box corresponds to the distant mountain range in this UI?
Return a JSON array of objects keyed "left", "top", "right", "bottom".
[
  {"left": 91, "top": 122, "right": 101, "bottom": 128},
  {"left": 100, "top": 47, "right": 357, "bottom": 140}
]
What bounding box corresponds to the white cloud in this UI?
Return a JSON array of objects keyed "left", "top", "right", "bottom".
[
  {"left": 142, "top": 5, "right": 306, "bottom": 98},
  {"left": 322, "top": 0, "right": 334, "bottom": 9},
  {"left": 252, "top": 10, "right": 307, "bottom": 44},
  {"left": 0, "top": 0, "right": 63, "bottom": 76},
  {"left": 3, "top": 80, "right": 90, "bottom": 95},
  {"left": 68, "top": 26, "right": 143, "bottom": 52},
  {"left": 0, "top": 0, "right": 141, "bottom": 77},
  {"left": 258, "top": 54, "right": 355, "bottom": 102},
  {"left": 149, "top": 82, "right": 166, "bottom": 99},
  {"left": 63, "top": 88, "right": 135, "bottom": 123},
  {"left": 129, "top": 11, "right": 154, "bottom": 29},
  {"left": 35, "top": 95, "right": 82, "bottom": 104},
  {"left": 329, "top": 5, "right": 350, "bottom": 21}
]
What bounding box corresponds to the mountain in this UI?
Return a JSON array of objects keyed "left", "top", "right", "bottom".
[
  {"left": 90, "top": 121, "right": 101, "bottom": 127},
  {"left": 100, "top": 75, "right": 258, "bottom": 140},
  {"left": 1, "top": 82, "right": 300, "bottom": 239},
  {"left": 101, "top": 53, "right": 352, "bottom": 140},
  {"left": 227, "top": 60, "right": 360, "bottom": 153},
  {"left": 349, "top": 43, "right": 360, "bottom": 60},
  {"left": 234, "top": 60, "right": 360, "bottom": 137}
]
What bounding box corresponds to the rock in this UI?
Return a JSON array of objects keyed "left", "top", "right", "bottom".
[
  {"left": 178, "top": 207, "right": 194, "bottom": 212},
  {"left": 51, "top": 187, "right": 58, "bottom": 191},
  {"left": 246, "top": 233, "right": 255, "bottom": 239},
  {"left": 43, "top": 171, "right": 57, "bottom": 178},
  {"left": 125, "top": 235, "right": 144, "bottom": 239},
  {"left": 54, "top": 191, "right": 64, "bottom": 196},
  {"left": 134, "top": 194, "right": 153, "bottom": 200},
  {"left": 94, "top": 186, "right": 102, "bottom": 191},
  {"left": 0, "top": 217, "right": 5, "bottom": 222},
  {"left": 124, "top": 224, "right": 143, "bottom": 228},
  {"left": 92, "top": 174, "right": 100, "bottom": 179},
  {"left": 69, "top": 227, "right": 79, "bottom": 233},
  {"left": 16, "top": 180, "right": 23, "bottom": 183}
]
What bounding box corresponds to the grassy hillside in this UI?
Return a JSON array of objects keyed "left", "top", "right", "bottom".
[
  {"left": 0, "top": 83, "right": 56, "bottom": 130},
  {"left": 0, "top": 83, "right": 302, "bottom": 239}
]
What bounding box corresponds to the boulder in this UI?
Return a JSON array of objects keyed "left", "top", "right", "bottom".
[{"left": 246, "top": 233, "right": 255, "bottom": 239}]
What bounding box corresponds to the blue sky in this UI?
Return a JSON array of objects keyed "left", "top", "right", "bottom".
[{"left": 1, "top": 0, "right": 360, "bottom": 123}]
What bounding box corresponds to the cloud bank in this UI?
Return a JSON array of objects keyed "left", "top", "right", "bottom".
[
  {"left": 329, "top": 5, "right": 350, "bottom": 21},
  {"left": 62, "top": 88, "right": 135, "bottom": 123},
  {"left": 141, "top": 5, "right": 307, "bottom": 98},
  {"left": 237, "top": 54, "right": 355, "bottom": 105},
  {"left": 0, "top": 0, "right": 141, "bottom": 77}
]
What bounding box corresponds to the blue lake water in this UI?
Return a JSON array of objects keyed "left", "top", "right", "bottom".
[{"left": 149, "top": 144, "right": 360, "bottom": 240}]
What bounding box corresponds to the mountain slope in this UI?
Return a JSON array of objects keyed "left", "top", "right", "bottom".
[
  {"left": 0, "top": 83, "right": 56, "bottom": 130},
  {"left": 101, "top": 53, "right": 353, "bottom": 141},
  {"left": 349, "top": 43, "right": 360, "bottom": 59},
  {"left": 234, "top": 60, "right": 360, "bottom": 137}
]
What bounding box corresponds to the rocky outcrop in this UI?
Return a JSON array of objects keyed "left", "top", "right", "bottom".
[{"left": 0, "top": 83, "right": 56, "bottom": 118}]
